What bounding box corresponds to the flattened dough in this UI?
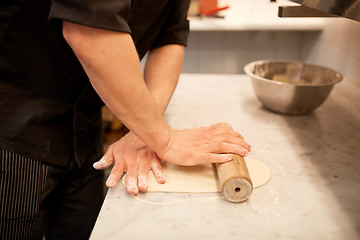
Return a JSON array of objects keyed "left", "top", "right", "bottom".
[{"left": 122, "top": 157, "right": 271, "bottom": 192}]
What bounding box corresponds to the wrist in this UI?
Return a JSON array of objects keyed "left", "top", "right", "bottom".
[
  {"left": 125, "top": 117, "right": 173, "bottom": 157},
  {"left": 154, "top": 127, "right": 177, "bottom": 159}
]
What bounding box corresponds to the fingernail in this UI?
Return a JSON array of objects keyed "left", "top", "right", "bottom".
[
  {"left": 93, "top": 157, "right": 106, "bottom": 169},
  {"left": 128, "top": 184, "right": 138, "bottom": 195},
  {"left": 158, "top": 175, "right": 165, "bottom": 184},
  {"left": 107, "top": 181, "right": 114, "bottom": 188},
  {"left": 138, "top": 176, "right": 147, "bottom": 189},
  {"left": 127, "top": 179, "right": 137, "bottom": 189},
  {"left": 138, "top": 183, "right": 148, "bottom": 192},
  {"left": 106, "top": 175, "right": 116, "bottom": 187},
  {"left": 242, "top": 150, "right": 248, "bottom": 156},
  {"left": 93, "top": 162, "right": 101, "bottom": 169}
]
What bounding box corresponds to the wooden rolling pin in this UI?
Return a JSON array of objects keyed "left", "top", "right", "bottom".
[{"left": 214, "top": 122, "right": 253, "bottom": 202}]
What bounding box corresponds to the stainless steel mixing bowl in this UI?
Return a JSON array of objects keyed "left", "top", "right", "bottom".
[{"left": 244, "top": 60, "right": 343, "bottom": 115}]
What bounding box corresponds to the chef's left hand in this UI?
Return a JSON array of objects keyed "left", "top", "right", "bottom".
[{"left": 93, "top": 131, "right": 165, "bottom": 195}]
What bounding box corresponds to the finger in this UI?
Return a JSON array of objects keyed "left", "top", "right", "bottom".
[
  {"left": 137, "top": 174, "right": 148, "bottom": 192},
  {"left": 213, "top": 134, "right": 251, "bottom": 151},
  {"left": 126, "top": 162, "right": 139, "bottom": 195},
  {"left": 186, "top": 153, "right": 234, "bottom": 165},
  {"left": 200, "top": 128, "right": 249, "bottom": 151},
  {"left": 126, "top": 176, "right": 139, "bottom": 195},
  {"left": 208, "top": 142, "right": 249, "bottom": 157},
  {"left": 93, "top": 144, "right": 115, "bottom": 170},
  {"left": 106, "top": 162, "right": 125, "bottom": 188},
  {"left": 211, "top": 128, "right": 245, "bottom": 140},
  {"left": 106, "top": 171, "right": 124, "bottom": 188},
  {"left": 151, "top": 160, "right": 165, "bottom": 184},
  {"left": 137, "top": 155, "right": 150, "bottom": 192}
]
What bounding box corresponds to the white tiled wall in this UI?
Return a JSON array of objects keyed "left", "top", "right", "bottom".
[
  {"left": 182, "top": 31, "right": 320, "bottom": 74},
  {"left": 304, "top": 18, "right": 360, "bottom": 86}
]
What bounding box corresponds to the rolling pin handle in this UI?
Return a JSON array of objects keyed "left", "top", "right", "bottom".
[{"left": 213, "top": 122, "right": 253, "bottom": 203}]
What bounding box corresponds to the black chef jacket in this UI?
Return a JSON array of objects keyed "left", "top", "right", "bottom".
[{"left": 0, "top": 0, "right": 190, "bottom": 166}]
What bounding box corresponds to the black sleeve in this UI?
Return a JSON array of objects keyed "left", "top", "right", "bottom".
[
  {"left": 48, "top": 0, "right": 132, "bottom": 33},
  {"left": 151, "top": 0, "right": 190, "bottom": 48}
]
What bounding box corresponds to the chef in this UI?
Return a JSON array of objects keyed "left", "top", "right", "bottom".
[{"left": 0, "top": 0, "right": 251, "bottom": 239}]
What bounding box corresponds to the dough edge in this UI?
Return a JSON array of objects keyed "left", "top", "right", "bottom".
[{"left": 121, "top": 157, "right": 271, "bottom": 193}]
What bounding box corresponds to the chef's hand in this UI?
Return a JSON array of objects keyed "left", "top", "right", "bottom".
[
  {"left": 157, "top": 124, "right": 251, "bottom": 166},
  {"left": 93, "top": 124, "right": 251, "bottom": 195},
  {"left": 93, "top": 131, "right": 165, "bottom": 195}
]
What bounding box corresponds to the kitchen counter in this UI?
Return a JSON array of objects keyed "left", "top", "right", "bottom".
[
  {"left": 91, "top": 74, "right": 360, "bottom": 240},
  {"left": 189, "top": 0, "right": 324, "bottom": 31},
  {"left": 189, "top": 16, "right": 324, "bottom": 31}
]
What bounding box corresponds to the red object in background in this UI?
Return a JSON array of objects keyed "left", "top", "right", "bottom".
[
  {"left": 203, "top": 6, "right": 230, "bottom": 16},
  {"left": 199, "top": 0, "right": 230, "bottom": 16}
]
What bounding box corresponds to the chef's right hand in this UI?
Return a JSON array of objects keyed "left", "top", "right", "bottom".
[{"left": 157, "top": 124, "right": 251, "bottom": 166}]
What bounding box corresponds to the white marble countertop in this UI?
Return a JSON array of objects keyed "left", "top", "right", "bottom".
[{"left": 91, "top": 74, "right": 360, "bottom": 240}]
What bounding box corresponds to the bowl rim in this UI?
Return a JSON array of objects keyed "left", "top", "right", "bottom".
[{"left": 244, "top": 60, "right": 343, "bottom": 87}]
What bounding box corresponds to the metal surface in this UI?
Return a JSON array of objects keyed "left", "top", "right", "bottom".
[
  {"left": 278, "top": 6, "right": 337, "bottom": 18},
  {"left": 244, "top": 60, "right": 343, "bottom": 115},
  {"left": 279, "top": 0, "right": 360, "bottom": 22}
]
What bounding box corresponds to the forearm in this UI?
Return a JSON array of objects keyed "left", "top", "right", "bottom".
[
  {"left": 62, "top": 21, "right": 171, "bottom": 154},
  {"left": 144, "top": 44, "right": 185, "bottom": 114}
]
